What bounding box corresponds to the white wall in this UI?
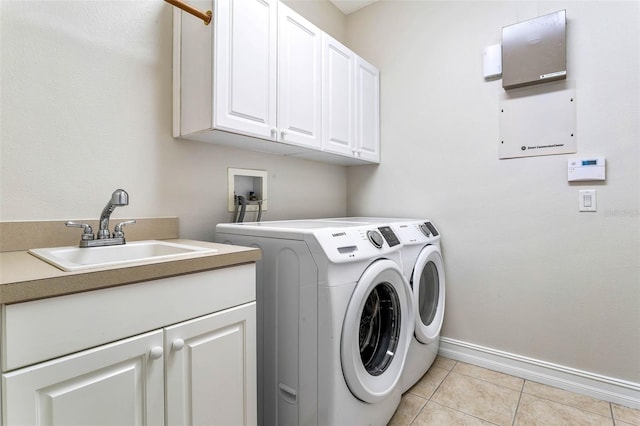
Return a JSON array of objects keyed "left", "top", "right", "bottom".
[
  {"left": 0, "top": 0, "right": 347, "bottom": 241},
  {"left": 346, "top": 1, "right": 640, "bottom": 383}
]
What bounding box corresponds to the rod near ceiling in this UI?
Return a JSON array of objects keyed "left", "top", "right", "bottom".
[{"left": 164, "top": 0, "right": 212, "bottom": 25}]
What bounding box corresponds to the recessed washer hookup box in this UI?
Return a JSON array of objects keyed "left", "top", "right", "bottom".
[{"left": 502, "top": 10, "right": 567, "bottom": 90}]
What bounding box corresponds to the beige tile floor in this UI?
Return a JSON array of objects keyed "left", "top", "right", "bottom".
[{"left": 389, "top": 356, "right": 640, "bottom": 426}]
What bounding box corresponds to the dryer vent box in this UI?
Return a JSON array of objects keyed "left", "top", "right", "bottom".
[{"left": 502, "top": 10, "right": 567, "bottom": 90}]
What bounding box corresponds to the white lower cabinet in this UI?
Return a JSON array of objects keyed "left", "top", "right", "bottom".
[
  {"left": 1, "top": 266, "right": 257, "bottom": 426},
  {"left": 3, "top": 330, "right": 165, "bottom": 425},
  {"left": 165, "top": 304, "right": 257, "bottom": 426}
]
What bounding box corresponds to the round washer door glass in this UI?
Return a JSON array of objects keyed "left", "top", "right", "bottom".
[
  {"left": 359, "top": 282, "right": 401, "bottom": 376},
  {"left": 412, "top": 246, "right": 445, "bottom": 344},
  {"left": 341, "top": 259, "right": 413, "bottom": 404}
]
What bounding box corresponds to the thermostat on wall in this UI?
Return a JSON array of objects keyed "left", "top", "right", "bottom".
[{"left": 568, "top": 157, "right": 606, "bottom": 181}]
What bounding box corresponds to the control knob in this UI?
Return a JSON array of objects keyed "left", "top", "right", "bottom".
[
  {"left": 367, "top": 230, "right": 384, "bottom": 248},
  {"left": 419, "top": 223, "right": 431, "bottom": 237}
]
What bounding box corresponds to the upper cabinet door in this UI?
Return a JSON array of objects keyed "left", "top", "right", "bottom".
[
  {"left": 322, "top": 33, "right": 356, "bottom": 157},
  {"left": 277, "top": 4, "right": 322, "bottom": 149},
  {"left": 214, "top": 0, "right": 277, "bottom": 139},
  {"left": 355, "top": 57, "right": 380, "bottom": 163}
]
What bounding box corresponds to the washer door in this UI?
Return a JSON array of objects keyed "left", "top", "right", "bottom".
[
  {"left": 341, "top": 259, "right": 414, "bottom": 403},
  {"left": 411, "top": 246, "right": 445, "bottom": 344}
]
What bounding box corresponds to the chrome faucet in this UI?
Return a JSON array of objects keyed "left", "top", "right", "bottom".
[
  {"left": 98, "top": 189, "right": 129, "bottom": 239},
  {"left": 65, "top": 189, "right": 136, "bottom": 247}
]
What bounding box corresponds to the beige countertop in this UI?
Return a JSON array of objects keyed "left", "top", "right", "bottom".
[{"left": 0, "top": 239, "right": 261, "bottom": 304}]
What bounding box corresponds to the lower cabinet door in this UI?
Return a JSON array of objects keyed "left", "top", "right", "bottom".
[
  {"left": 165, "top": 302, "right": 257, "bottom": 426},
  {"left": 2, "top": 330, "right": 165, "bottom": 425}
]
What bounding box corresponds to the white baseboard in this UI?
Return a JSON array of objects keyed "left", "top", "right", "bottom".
[{"left": 439, "top": 337, "right": 640, "bottom": 410}]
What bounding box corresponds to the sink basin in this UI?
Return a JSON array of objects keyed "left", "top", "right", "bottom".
[{"left": 29, "top": 240, "right": 218, "bottom": 272}]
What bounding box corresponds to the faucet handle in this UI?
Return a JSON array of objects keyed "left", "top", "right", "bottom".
[
  {"left": 65, "top": 221, "right": 95, "bottom": 241},
  {"left": 113, "top": 220, "right": 136, "bottom": 238}
]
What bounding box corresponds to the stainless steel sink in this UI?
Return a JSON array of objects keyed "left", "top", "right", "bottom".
[{"left": 29, "top": 240, "right": 218, "bottom": 272}]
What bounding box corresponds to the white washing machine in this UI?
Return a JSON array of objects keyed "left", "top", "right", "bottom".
[
  {"left": 332, "top": 218, "right": 445, "bottom": 393},
  {"left": 215, "top": 220, "right": 414, "bottom": 426}
]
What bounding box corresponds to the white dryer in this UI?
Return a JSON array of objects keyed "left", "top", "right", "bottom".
[
  {"left": 332, "top": 218, "right": 445, "bottom": 393},
  {"left": 215, "top": 220, "right": 414, "bottom": 426},
  {"left": 391, "top": 220, "right": 445, "bottom": 392}
]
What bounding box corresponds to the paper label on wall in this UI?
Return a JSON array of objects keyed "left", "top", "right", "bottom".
[{"left": 499, "top": 82, "right": 576, "bottom": 159}]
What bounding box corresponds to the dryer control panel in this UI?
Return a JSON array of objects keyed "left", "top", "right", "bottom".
[{"left": 392, "top": 221, "right": 441, "bottom": 246}]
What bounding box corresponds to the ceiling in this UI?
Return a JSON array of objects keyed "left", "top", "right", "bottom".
[{"left": 329, "top": 0, "right": 378, "bottom": 15}]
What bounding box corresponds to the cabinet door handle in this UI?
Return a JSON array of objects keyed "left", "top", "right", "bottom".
[
  {"left": 172, "top": 339, "right": 185, "bottom": 352},
  {"left": 280, "top": 129, "right": 287, "bottom": 139},
  {"left": 270, "top": 128, "right": 278, "bottom": 139},
  {"left": 149, "top": 346, "right": 163, "bottom": 360}
]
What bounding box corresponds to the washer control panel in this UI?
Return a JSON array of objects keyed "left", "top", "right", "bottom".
[
  {"left": 365, "top": 226, "right": 400, "bottom": 249},
  {"left": 378, "top": 226, "right": 400, "bottom": 247},
  {"left": 313, "top": 225, "right": 403, "bottom": 263}
]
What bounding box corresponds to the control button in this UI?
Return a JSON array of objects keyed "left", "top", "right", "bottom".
[
  {"left": 419, "top": 223, "right": 431, "bottom": 237},
  {"left": 367, "top": 230, "right": 384, "bottom": 248}
]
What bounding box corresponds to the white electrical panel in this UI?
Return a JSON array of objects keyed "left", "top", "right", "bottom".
[
  {"left": 568, "top": 157, "right": 606, "bottom": 181},
  {"left": 499, "top": 82, "right": 576, "bottom": 159}
]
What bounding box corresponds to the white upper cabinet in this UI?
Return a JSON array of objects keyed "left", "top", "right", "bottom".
[
  {"left": 321, "top": 33, "right": 356, "bottom": 158},
  {"left": 173, "top": 0, "right": 380, "bottom": 164},
  {"left": 277, "top": 3, "right": 322, "bottom": 149},
  {"left": 213, "top": 0, "right": 277, "bottom": 139},
  {"left": 355, "top": 56, "right": 380, "bottom": 163},
  {"left": 322, "top": 35, "right": 380, "bottom": 163},
  {"left": 175, "top": 0, "right": 279, "bottom": 143}
]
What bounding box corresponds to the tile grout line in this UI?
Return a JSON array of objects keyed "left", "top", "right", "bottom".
[
  {"left": 405, "top": 396, "right": 428, "bottom": 426},
  {"left": 447, "top": 369, "right": 524, "bottom": 393},
  {"left": 519, "top": 388, "right": 617, "bottom": 421},
  {"left": 413, "top": 360, "right": 505, "bottom": 426},
  {"left": 407, "top": 359, "right": 458, "bottom": 425},
  {"left": 429, "top": 400, "right": 502, "bottom": 426},
  {"left": 511, "top": 379, "right": 527, "bottom": 426},
  {"left": 609, "top": 402, "right": 617, "bottom": 426}
]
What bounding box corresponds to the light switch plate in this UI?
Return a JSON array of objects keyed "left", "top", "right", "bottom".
[{"left": 579, "top": 190, "right": 596, "bottom": 212}]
